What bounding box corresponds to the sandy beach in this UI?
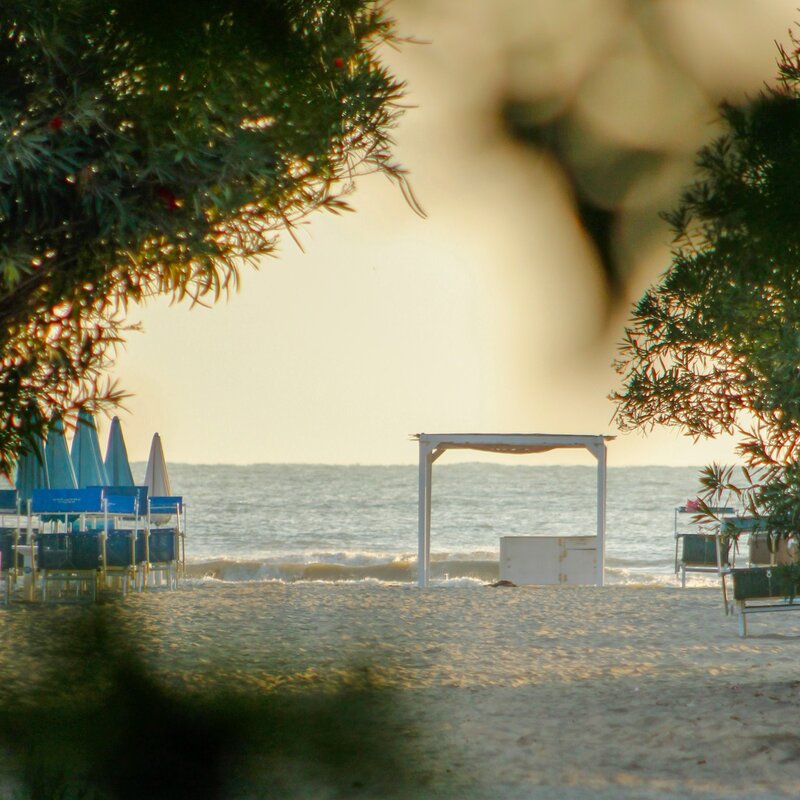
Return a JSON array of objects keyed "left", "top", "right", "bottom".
[{"left": 3, "top": 582, "right": 800, "bottom": 799}]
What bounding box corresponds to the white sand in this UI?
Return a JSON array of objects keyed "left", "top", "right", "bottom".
[{"left": 3, "top": 582, "right": 800, "bottom": 798}]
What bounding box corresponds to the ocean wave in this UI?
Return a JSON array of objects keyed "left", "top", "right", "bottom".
[
  {"left": 184, "top": 555, "right": 698, "bottom": 587},
  {"left": 184, "top": 557, "right": 501, "bottom": 584}
]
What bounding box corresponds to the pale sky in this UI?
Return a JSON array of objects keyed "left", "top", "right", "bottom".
[{"left": 101, "top": 0, "right": 799, "bottom": 467}]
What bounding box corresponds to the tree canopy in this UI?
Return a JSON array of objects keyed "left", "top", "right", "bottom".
[
  {"left": 613, "top": 33, "right": 800, "bottom": 527},
  {"left": 0, "top": 0, "right": 414, "bottom": 473}
]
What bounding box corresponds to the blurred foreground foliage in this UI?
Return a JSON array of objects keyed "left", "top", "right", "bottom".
[
  {"left": 0, "top": 0, "right": 413, "bottom": 474},
  {"left": 614, "top": 31, "right": 800, "bottom": 536},
  {"left": 0, "top": 607, "right": 417, "bottom": 799}
]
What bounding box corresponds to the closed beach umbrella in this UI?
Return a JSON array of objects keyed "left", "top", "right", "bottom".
[
  {"left": 45, "top": 414, "right": 77, "bottom": 489},
  {"left": 15, "top": 432, "right": 49, "bottom": 503},
  {"left": 144, "top": 433, "right": 172, "bottom": 496},
  {"left": 104, "top": 416, "right": 134, "bottom": 487},
  {"left": 70, "top": 409, "right": 108, "bottom": 488}
]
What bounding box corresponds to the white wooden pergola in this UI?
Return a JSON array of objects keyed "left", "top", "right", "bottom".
[{"left": 414, "top": 433, "right": 614, "bottom": 587}]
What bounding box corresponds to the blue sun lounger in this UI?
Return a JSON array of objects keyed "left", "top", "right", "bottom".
[
  {"left": 146, "top": 496, "right": 185, "bottom": 589},
  {"left": 31, "top": 487, "right": 105, "bottom": 601},
  {"left": 0, "top": 489, "right": 21, "bottom": 602},
  {"left": 102, "top": 491, "right": 147, "bottom": 595}
]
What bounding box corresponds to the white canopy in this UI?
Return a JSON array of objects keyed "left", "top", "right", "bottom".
[{"left": 414, "top": 433, "right": 614, "bottom": 587}]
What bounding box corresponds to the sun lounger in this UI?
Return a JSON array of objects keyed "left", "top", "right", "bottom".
[
  {"left": 731, "top": 566, "right": 800, "bottom": 637},
  {"left": 0, "top": 489, "right": 20, "bottom": 602},
  {"left": 18, "top": 486, "right": 182, "bottom": 600},
  {"left": 102, "top": 492, "right": 146, "bottom": 596},
  {"left": 145, "top": 496, "right": 185, "bottom": 590},
  {"left": 714, "top": 516, "right": 800, "bottom": 635},
  {"left": 37, "top": 531, "right": 105, "bottom": 601},
  {"left": 31, "top": 488, "right": 105, "bottom": 602},
  {"left": 674, "top": 506, "right": 735, "bottom": 609},
  {"left": 100, "top": 486, "right": 148, "bottom": 590},
  {"left": 0, "top": 529, "right": 20, "bottom": 603}
]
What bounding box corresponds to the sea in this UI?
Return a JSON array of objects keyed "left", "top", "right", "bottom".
[{"left": 132, "top": 462, "right": 718, "bottom": 587}]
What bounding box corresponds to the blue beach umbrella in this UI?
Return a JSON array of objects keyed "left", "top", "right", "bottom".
[
  {"left": 15, "top": 432, "right": 49, "bottom": 504},
  {"left": 45, "top": 414, "right": 78, "bottom": 489},
  {"left": 70, "top": 409, "right": 108, "bottom": 488},
  {"left": 104, "top": 416, "right": 134, "bottom": 487}
]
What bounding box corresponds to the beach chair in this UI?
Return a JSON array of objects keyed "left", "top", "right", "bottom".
[
  {"left": 674, "top": 505, "right": 735, "bottom": 598},
  {"left": 31, "top": 488, "right": 106, "bottom": 602},
  {"left": 0, "top": 528, "right": 21, "bottom": 603},
  {"left": 37, "top": 532, "right": 107, "bottom": 602},
  {"left": 94, "top": 485, "right": 149, "bottom": 593},
  {"left": 0, "top": 488, "right": 19, "bottom": 526},
  {"left": 0, "top": 489, "right": 21, "bottom": 603},
  {"left": 145, "top": 496, "right": 185, "bottom": 590},
  {"left": 731, "top": 566, "right": 800, "bottom": 637},
  {"left": 720, "top": 517, "right": 800, "bottom": 635},
  {"left": 102, "top": 493, "right": 146, "bottom": 596}
]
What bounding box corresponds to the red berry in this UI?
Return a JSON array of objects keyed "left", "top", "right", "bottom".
[
  {"left": 157, "top": 186, "right": 180, "bottom": 210},
  {"left": 48, "top": 116, "right": 63, "bottom": 130},
  {"left": 334, "top": 57, "right": 345, "bottom": 69}
]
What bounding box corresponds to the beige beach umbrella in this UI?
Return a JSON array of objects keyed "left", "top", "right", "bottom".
[{"left": 144, "top": 433, "right": 172, "bottom": 497}]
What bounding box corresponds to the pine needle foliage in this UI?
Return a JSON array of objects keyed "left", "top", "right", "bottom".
[
  {"left": 0, "top": 0, "right": 413, "bottom": 473},
  {"left": 613, "top": 32, "right": 800, "bottom": 529}
]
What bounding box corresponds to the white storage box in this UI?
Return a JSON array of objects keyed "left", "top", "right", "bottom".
[{"left": 500, "top": 535, "right": 598, "bottom": 585}]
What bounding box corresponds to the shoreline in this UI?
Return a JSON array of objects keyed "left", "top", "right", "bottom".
[{"left": 2, "top": 583, "right": 800, "bottom": 798}]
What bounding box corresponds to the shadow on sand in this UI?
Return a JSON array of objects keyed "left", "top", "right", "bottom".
[{"left": 0, "top": 607, "right": 420, "bottom": 799}]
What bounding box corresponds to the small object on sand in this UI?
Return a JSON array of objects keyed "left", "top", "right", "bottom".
[{"left": 488, "top": 579, "right": 516, "bottom": 588}]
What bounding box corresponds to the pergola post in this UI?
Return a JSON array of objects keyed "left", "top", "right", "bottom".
[
  {"left": 418, "top": 442, "right": 443, "bottom": 587},
  {"left": 417, "top": 442, "right": 431, "bottom": 587},
  {"left": 594, "top": 441, "right": 608, "bottom": 587}
]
